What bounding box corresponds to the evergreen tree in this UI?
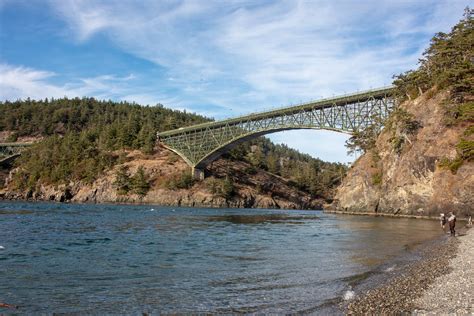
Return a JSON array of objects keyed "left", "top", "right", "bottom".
[
  {"left": 221, "top": 176, "right": 235, "bottom": 200},
  {"left": 113, "top": 166, "right": 131, "bottom": 195},
  {"left": 132, "top": 166, "right": 150, "bottom": 196}
]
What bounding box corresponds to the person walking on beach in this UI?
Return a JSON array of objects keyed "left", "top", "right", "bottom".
[
  {"left": 447, "top": 212, "right": 456, "bottom": 236},
  {"left": 440, "top": 213, "right": 447, "bottom": 231}
]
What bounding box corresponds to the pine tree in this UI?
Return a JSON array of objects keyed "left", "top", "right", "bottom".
[
  {"left": 132, "top": 166, "right": 150, "bottom": 196},
  {"left": 221, "top": 176, "right": 235, "bottom": 200},
  {"left": 113, "top": 166, "right": 131, "bottom": 195}
]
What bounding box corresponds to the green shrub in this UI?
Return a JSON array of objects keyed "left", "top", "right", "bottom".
[
  {"left": 439, "top": 157, "right": 464, "bottom": 174},
  {"left": 244, "top": 165, "right": 258, "bottom": 175},
  {"left": 438, "top": 138, "right": 473, "bottom": 174},
  {"left": 464, "top": 125, "right": 474, "bottom": 136},
  {"left": 444, "top": 101, "right": 474, "bottom": 125},
  {"left": 165, "top": 171, "right": 195, "bottom": 190},
  {"left": 221, "top": 177, "right": 235, "bottom": 200},
  {"left": 205, "top": 176, "right": 235, "bottom": 200},
  {"left": 113, "top": 165, "right": 150, "bottom": 196},
  {"left": 372, "top": 171, "right": 383, "bottom": 186},
  {"left": 458, "top": 102, "right": 474, "bottom": 121},
  {"left": 391, "top": 136, "right": 405, "bottom": 154},
  {"left": 456, "top": 139, "right": 474, "bottom": 161},
  {"left": 386, "top": 108, "right": 421, "bottom": 134},
  {"left": 5, "top": 132, "right": 18, "bottom": 142}
]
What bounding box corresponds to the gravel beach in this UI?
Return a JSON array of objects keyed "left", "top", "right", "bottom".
[
  {"left": 414, "top": 227, "right": 473, "bottom": 315},
  {"left": 346, "top": 226, "right": 472, "bottom": 315}
]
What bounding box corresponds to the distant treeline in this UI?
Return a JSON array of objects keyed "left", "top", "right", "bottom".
[{"left": 0, "top": 97, "right": 347, "bottom": 198}]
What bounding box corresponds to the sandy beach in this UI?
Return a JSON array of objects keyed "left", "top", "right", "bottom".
[{"left": 346, "top": 225, "right": 473, "bottom": 315}]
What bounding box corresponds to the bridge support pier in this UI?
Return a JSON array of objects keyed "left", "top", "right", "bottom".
[{"left": 192, "top": 167, "right": 205, "bottom": 181}]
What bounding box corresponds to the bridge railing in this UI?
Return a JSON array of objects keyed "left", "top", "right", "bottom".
[
  {"left": 235, "top": 85, "right": 395, "bottom": 119},
  {"left": 158, "top": 85, "right": 395, "bottom": 138}
]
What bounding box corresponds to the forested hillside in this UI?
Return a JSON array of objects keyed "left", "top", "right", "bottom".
[{"left": 0, "top": 97, "right": 347, "bottom": 202}]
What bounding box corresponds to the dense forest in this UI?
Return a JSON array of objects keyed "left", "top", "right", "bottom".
[{"left": 0, "top": 97, "right": 347, "bottom": 199}]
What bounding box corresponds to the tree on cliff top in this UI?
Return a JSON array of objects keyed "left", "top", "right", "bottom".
[
  {"left": 393, "top": 7, "right": 473, "bottom": 102},
  {"left": 393, "top": 7, "right": 474, "bottom": 173},
  {"left": 347, "top": 8, "right": 473, "bottom": 157}
]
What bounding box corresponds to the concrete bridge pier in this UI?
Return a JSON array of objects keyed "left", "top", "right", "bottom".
[{"left": 192, "top": 167, "right": 205, "bottom": 180}]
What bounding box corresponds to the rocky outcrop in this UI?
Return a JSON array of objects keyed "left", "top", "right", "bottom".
[
  {"left": 329, "top": 91, "right": 474, "bottom": 218},
  {"left": 0, "top": 149, "right": 323, "bottom": 210}
]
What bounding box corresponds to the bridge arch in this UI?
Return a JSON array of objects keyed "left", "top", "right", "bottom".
[
  {"left": 157, "top": 86, "right": 396, "bottom": 178},
  {"left": 193, "top": 126, "right": 351, "bottom": 169},
  {"left": 161, "top": 126, "right": 352, "bottom": 178}
]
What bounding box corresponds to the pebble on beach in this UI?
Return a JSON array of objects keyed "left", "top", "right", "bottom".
[{"left": 346, "top": 227, "right": 473, "bottom": 315}]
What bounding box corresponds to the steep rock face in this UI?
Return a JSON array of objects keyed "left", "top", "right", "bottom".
[
  {"left": 330, "top": 91, "right": 473, "bottom": 218},
  {"left": 1, "top": 149, "right": 323, "bottom": 210}
]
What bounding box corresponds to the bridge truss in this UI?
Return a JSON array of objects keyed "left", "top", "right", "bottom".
[
  {"left": 0, "top": 143, "right": 32, "bottom": 166},
  {"left": 158, "top": 86, "right": 396, "bottom": 178}
]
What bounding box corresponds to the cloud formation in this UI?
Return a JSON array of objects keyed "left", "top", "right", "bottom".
[
  {"left": 1, "top": 0, "right": 469, "bottom": 162},
  {"left": 48, "top": 0, "right": 467, "bottom": 107},
  {"left": 0, "top": 63, "right": 136, "bottom": 102}
]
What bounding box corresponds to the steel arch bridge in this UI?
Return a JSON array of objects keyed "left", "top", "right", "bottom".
[{"left": 158, "top": 86, "right": 396, "bottom": 179}]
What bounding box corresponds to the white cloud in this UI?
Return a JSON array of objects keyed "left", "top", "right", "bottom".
[
  {"left": 0, "top": 64, "right": 68, "bottom": 100},
  {"left": 0, "top": 63, "right": 137, "bottom": 101},
  {"left": 6, "top": 0, "right": 470, "bottom": 162},
  {"left": 48, "top": 0, "right": 468, "bottom": 108},
  {"left": 0, "top": 63, "right": 202, "bottom": 118}
]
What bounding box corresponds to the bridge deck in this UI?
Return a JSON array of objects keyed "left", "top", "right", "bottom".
[{"left": 158, "top": 86, "right": 395, "bottom": 137}]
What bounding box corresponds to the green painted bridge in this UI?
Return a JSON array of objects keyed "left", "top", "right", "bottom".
[
  {"left": 0, "top": 142, "right": 32, "bottom": 166},
  {"left": 158, "top": 86, "right": 396, "bottom": 179}
]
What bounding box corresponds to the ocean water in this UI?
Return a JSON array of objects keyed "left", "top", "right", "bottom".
[{"left": 0, "top": 202, "right": 442, "bottom": 314}]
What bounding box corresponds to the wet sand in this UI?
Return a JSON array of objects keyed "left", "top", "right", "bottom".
[{"left": 346, "top": 226, "right": 472, "bottom": 315}]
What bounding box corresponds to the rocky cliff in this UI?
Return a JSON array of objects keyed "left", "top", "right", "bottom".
[
  {"left": 0, "top": 147, "right": 324, "bottom": 210},
  {"left": 329, "top": 90, "right": 473, "bottom": 218}
]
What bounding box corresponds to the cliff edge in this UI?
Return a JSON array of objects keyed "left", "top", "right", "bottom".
[
  {"left": 1, "top": 148, "right": 324, "bottom": 210},
  {"left": 329, "top": 90, "right": 473, "bottom": 218}
]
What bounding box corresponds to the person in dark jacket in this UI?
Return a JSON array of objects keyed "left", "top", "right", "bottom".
[{"left": 447, "top": 212, "right": 456, "bottom": 236}]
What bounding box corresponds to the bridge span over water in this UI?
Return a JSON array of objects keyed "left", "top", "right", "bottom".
[{"left": 158, "top": 86, "right": 397, "bottom": 179}]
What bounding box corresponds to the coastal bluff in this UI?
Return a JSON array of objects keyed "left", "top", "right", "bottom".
[
  {"left": 329, "top": 90, "right": 473, "bottom": 218},
  {"left": 1, "top": 148, "right": 324, "bottom": 210}
]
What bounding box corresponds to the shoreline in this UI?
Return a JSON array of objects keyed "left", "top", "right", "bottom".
[
  {"left": 325, "top": 209, "right": 471, "bottom": 222},
  {"left": 0, "top": 198, "right": 323, "bottom": 211},
  {"left": 345, "top": 225, "right": 473, "bottom": 314},
  {"left": 1, "top": 198, "right": 470, "bottom": 222}
]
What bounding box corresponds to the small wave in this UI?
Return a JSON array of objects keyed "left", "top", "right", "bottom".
[
  {"left": 385, "top": 264, "right": 396, "bottom": 272},
  {"left": 0, "top": 245, "right": 4, "bottom": 250},
  {"left": 343, "top": 290, "right": 355, "bottom": 301},
  {"left": 148, "top": 208, "right": 156, "bottom": 212}
]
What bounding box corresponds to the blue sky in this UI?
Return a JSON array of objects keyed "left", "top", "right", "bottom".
[{"left": 0, "top": 0, "right": 470, "bottom": 163}]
